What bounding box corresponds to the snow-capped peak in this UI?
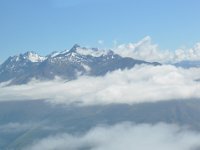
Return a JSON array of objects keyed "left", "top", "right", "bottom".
[
  {"left": 23, "top": 51, "right": 46, "bottom": 62},
  {"left": 48, "top": 51, "right": 61, "bottom": 58},
  {"left": 48, "top": 44, "right": 110, "bottom": 58}
]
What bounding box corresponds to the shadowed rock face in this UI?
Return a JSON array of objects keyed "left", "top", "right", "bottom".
[
  {"left": 0, "top": 45, "right": 160, "bottom": 85},
  {"left": 0, "top": 99, "right": 200, "bottom": 149},
  {"left": 174, "top": 60, "right": 200, "bottom": 68}
]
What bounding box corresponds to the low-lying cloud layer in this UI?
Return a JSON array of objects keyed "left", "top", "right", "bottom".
[
  {"left": 115, "top": 36, "right": 200, "bottom": 63},
  {"left": 25, "top": 122, "right": 200, "bottom": 150},
  {"left": 1, "top": 65, "right": 200, "bottom": 105}
]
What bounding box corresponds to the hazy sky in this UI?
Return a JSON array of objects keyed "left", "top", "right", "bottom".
[{"left": 0, "top": 0, "right": 200, "bottom": 61}]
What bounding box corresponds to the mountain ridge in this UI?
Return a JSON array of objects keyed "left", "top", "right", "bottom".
[{"left": 0, "top": 44, "right": 161, "bottom": 85}]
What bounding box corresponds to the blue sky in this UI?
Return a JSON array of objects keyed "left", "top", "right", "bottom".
[{"left": 0, "top": 0, "right": 200, "bottom": 61}]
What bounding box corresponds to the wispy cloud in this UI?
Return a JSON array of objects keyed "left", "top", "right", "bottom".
[
  {"left": 98, "top": 40, "right": 104, "bottom": 45},
  {"left": 25, "top": 122, "right": 200, "bottom": 150},
  {"left": 1, "top": 65, "right": 200, "bottom": 105}
]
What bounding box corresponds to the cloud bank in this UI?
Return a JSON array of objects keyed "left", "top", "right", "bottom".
[
  {"left": 0, "top": 65, "right": 200, "bottom": 105},
  {"left": 115, "top": 36, "right": 200, "bottom": 63},
  {"left": 25, "top": 122, "right": 200, "bottom": 150}
]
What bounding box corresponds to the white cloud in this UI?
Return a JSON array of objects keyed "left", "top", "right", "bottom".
[
  {"left": 174, "top": 43, "right": 200, "bottom": 61},
  {"left": 76, "top": 47, "right": 108, "bottom": 57},
  {"left": 1, "top": 65, "right": 200, "bottom": 105},
  {"left": 98, "top": 40, "right": 104, "bottom": 45},
  {"left": 113, "top": 40, "right": 118, "bottom": 47},
  {"left": 25, "top": 122, "right": 200, "bottom": 150},
  {"left": 114, "top": 36, "right": 200, "bottom": 63},
  {"left": 114, "top": 36, "right": 173, "bottom": 63}
]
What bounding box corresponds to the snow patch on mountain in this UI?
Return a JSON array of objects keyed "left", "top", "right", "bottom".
[
  {"left": 24, "top": 52, "right": 46, "bottom": 62},
  {"left": 81, "top": 63, "right": 91, "bottom": 72},
  {"left": 48, "top": 51, "right": 61, "bottom": 58}
]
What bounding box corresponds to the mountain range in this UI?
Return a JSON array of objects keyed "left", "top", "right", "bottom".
[
  {"left": 174, "top": 60, "right": 200, "bottom": 68},
  {"left": 0, "top": 44, "right": 160, "bottom": 85}
]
